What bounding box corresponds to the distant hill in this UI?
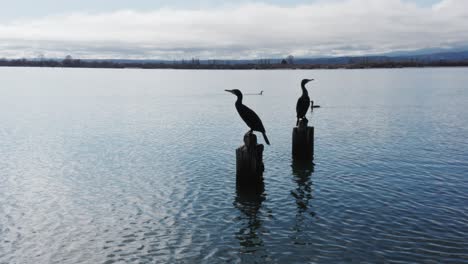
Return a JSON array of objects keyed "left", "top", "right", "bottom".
[
  {"left": 3, "top": 50, "right": 468, "bottom": 69},
  {"left": 103, "top": 50, "right": 468, "bottom": 65},
  {"left": 293, "top": 50, "right": 468, "bottom": 65},
  {"left": 399, "top": 51, "right": 468, "bottom": 61}
]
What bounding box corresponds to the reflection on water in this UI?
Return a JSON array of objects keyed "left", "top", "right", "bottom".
[
  {"left": 234, "top": 184, "right": 266, "bottom": 255},
  {"left": 291, "top": 161, "right": 315, "bottom": 245},
  {"left": 1, "top": 68, "right": 468, "bottom": 263},
  {"left": 291, "top": 161, "right": 315, "bottom": 215}
]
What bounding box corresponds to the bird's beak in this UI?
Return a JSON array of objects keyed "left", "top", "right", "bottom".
[
  {"left": 225, "top": 89, "right": 234, "bottom": 94},
  {"left": 308, "top": 79, "right": 314, "bottom": 82}
]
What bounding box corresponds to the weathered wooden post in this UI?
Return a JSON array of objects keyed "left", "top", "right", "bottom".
[
  {"left": 236, "top": 132, "right": 264, "bottom": 188},
  {"left": 292, "top": 119, "right": 314, "bottom": 162}
]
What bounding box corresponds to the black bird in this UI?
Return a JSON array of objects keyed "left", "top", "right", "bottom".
[
  {"left": 296, "top": 79, "right": 314, "bottom": 126},
  {"left": 225, "top": 89, "right": 270, "bottom": 145}
]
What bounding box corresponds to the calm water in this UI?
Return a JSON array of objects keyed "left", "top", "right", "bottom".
[{"left": 0, "top": 67, "right": 467, "bottom": 263}]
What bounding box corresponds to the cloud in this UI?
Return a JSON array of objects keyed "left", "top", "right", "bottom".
[{"left": 0, "top": 0, "right": 467, "bottom": 59}]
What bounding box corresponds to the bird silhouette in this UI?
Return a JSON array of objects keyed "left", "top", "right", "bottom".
[
  {"left": 225, "top": 89, "right": 270, "bottom": 145},
  {"left": 296, "top": 79, "right": 314, "bottom": 126}
]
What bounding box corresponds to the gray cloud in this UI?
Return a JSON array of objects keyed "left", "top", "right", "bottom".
[{"left": 0, "top": 0, "right": 467, "bottom": 59}]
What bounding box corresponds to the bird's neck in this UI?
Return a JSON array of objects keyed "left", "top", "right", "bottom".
[
  {"left": 301, "top": 84, "right": 308, "bottom": 96},
  {"left": 235, "top": 95, "right": 243, "bottom": 105}
]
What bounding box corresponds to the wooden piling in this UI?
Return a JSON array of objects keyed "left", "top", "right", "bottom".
[
  {"left": 292, "top": 119, "right": 314, "bottom": 162},
  {"left": 236, "top": 132, "right": 264, "bottom": 187}
]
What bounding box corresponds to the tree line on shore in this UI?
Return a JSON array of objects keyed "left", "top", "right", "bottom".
[{"left": 1, "top": 56, "right": 468, "bottom": 70}]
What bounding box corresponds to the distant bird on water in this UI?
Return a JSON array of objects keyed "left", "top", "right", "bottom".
[
  {"left": 296, "top": 79, "right": 314, "bottom": 126},
  {"left": 225, "top": 89, "right": 270, "bottom": 145}
]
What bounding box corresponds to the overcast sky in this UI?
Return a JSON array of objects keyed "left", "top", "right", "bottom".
[{"left": 0, "top": 0, "right": 466, "bottom": 59}]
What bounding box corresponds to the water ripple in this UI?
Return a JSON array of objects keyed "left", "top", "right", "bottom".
[{"left": 1, "top": 68, "right": 468, "bottom": 263}]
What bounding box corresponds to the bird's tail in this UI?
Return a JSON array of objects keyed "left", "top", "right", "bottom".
[{"left": 262, "top": 132, "right": 270, "bottom": 145}]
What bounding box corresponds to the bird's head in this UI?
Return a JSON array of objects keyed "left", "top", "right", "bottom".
[
  {"left": 301, "top": 79, "right": 314, "bottom": 87},
  {"left": 225, "top": 89, "right": 243, "bottom": 98}
]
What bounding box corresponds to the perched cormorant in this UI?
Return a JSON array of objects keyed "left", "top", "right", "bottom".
[
  {"left": 225, "top": 89, "right": 270, "bottom": 145},
  {"left": 296, "top": 79, "right": 314, "bottom": 126},
  {"left": 259, "top": 90, "right": 264, "bottom": 95}
]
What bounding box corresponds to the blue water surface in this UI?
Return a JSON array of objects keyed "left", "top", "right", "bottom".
[{"left": 0, "top": 67, "right": 467, "bottom": 263}]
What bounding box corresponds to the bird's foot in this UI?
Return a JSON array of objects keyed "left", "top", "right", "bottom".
[
  {"left": 243, "top": 131, "right": 258, "bottom": 148},
  {"left": 298, "top": 118, "right": 309, "bottom": 128}
]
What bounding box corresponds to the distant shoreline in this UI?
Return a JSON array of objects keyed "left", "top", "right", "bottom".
[{"left": 1, "top": 58, "right": 468, "bottom": 70}]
